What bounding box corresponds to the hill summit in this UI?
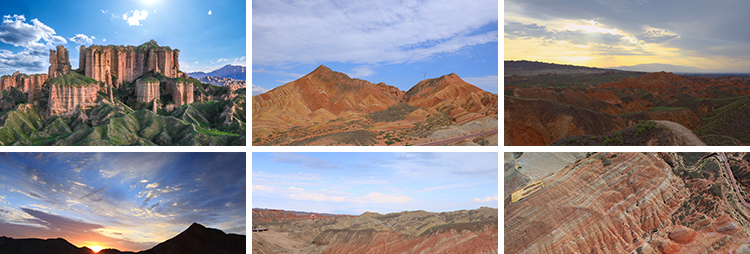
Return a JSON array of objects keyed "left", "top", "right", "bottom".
[{"left": 252, "top": 65, "right": 497, "bottom": 146}]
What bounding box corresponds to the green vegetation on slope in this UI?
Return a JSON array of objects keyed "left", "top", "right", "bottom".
[
  {"left": 695, "top": 97, "right": 750, "bottom": 144},
  {"left": 46, "top": 72, "right": 98, "bottom": 87},
  {"left": 0, "top": 99, "right": 244, "bottom": 146}
]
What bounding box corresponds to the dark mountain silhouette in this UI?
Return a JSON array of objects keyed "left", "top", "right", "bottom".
[
  {"left": 0, "top": 237, "right": 94, "bottom": 254},
  {"left": 0, "top": 223, "right": 245, "bottom": 254},
  {"left": 505, "top": 60, "right": 643, "bottom": 76},
  {"left": 188, "top": 64, "right": 246, "bottom": 80}
]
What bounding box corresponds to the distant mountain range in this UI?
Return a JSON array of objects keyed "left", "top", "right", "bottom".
[
  {"left": 0, "top": 222, "right": 245, "bottom": 254},
  {"left": 252, "top": 207, "right": 498, "bottom": 254},
  {"left": 613, "top": 63, "right": 727, "bottom": 73},
  {"left": 505, "top": 60, "right": 743, "bottom": 75},
  {"left": 505, "top": 60, "right": 641, "bottom": 76},
  {"left": 188, "top": 65, "right": 246, "bottom": 80}
]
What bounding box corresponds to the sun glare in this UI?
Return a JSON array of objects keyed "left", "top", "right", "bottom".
[{"left": 90, "top": 246, "right": 103, "bottom": 253}]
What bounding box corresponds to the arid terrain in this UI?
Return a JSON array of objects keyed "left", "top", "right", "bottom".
[
  {"left": 505, "top": 152, "right": 750, "bottom": 253},
  {"left": 505, "top": 60, "right": 750, "bottom": 146},
  {"left": 252, "top": 65, "right": 497, "bottom": 146},
  {"left": 252, "top": 208, "right": 498, "bottom": 254}
]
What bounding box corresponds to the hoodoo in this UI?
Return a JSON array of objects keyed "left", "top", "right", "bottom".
[{"left": 79, "top": 40, "right": 183, "bottom": 88}]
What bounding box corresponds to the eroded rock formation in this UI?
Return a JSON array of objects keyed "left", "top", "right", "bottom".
[
  {"left": 505, "top": 152, "right": 750, "bottom": 253},
  {"left": 0, "top": 71, "right": 48, "bottom": 102},
  {"left": 166, "top": 80, "right": 194, "bottom": 106},
  {"left": 252, "top": 207, "right": 498, "bottom": 254},
  {"left": 79, "top": 40, "right": 181, "bottom": 88},
  {"left": 49, "top": 45, "right": 71, "bottom": 78},
  {"left": 45, "top": 72, "right": 100, "bottom": 115},
  {"left": 135, "top": 78, "right": 160, "bottom": 104}
]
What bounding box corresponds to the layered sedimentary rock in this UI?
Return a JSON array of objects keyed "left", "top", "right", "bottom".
[
  {"left": 506, "top": 153, "right": 688, "bottom": 253},
  {"left": 505, "top": 96, "right": 702, "bottom": 146},
  {"left": 166, "top": 80, "right": 194, "bottom": 106},
  {"left": 0, "top": 71, "right": 48, "bottom": 102},
  {"left": 78, "top": 40, "right": 181, "bottom": 88},
  {"left": 252, "top": 65, "right": 403, "bottom": 137},
  {"left": 49, "top": 45, "right": 71, "bottom": 78},
  {"left": 404, "top": 73, "right": 498, "bottom": 123},
  {"left": 45, "top": 72, "right": 100, "bottom": 115},
  {"left": 135, "top": 78, "right": 160, "bottom": 104},
  {"left": 506, "top": 152, "right": 750, "bottom": 253},
  {"left": 252, "top": 65, "right": 498, "bottom": 139},
  {"left": 307, "top": 222, "right": 497, "bottom": 254},
  {"left": 253, "top": 207, "right": 498, "bottom": 254}
]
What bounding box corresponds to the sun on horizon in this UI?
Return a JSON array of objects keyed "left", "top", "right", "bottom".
[{"left": 89, "top": 245, "right": 103, "bottom": 252}]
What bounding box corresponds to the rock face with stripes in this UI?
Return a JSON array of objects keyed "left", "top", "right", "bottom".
[
  {"left": 505, "top": 152, "right": 750, "bottom": 253},
  {"left": 78, "top": 40, "right": 182, "bottom": 88},
  {"left": 0, "top": 72, "right": 47, "bottom": 103},
  {"left": 252, "top": 65, "right": 498, "bottom": 140},
  {"left": 49, "top": 45, "right": 72, "bottom": 79}
]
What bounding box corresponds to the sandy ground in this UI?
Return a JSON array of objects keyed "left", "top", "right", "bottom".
[{"left": 655, "top": 120, "right": 708, "bottom": 146}]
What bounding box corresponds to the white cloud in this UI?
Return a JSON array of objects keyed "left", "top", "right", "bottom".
[
  {"left": 252, "top": 84, "right": 268, "bottom": 95},
  {"left": 350, "top": 66, "right": 375, "bottom": 78},
  {"left": 253, "top": 171, "right": 319, "bottom": 181},
  {"left": 102, "top": 38, "right": 106, "bottom": 42},
  {"left": 288, "top": 187, "right": 347, "bottom": 202},
  {"left": 357, "top": 192, "right": 412, "bottom": 204},
  {"left": 232, "top": 56, "right": 246, "bottom": 66},
  {"left": 69, "top": 34, "right": 93, "bottom": 44},
  {"left": 0, "top": 15, "right": 66, "bottom": 49},
  {"left": 123, "top": 10, "right": 149, "bottom": 26},
  {"left": 253, "top": 0, "right": 498, "bottom": 65},
  {"left": 0, "top": 15, "right": 66, "bottom": 74},
  {"left": 139, "top": 179, "right": 148, "bottom": 183},
  {"left": 252, "top": 185, "right": 275, "bottom": 191},
  {"left": 208, "top": 10, "right": 212, "bottom": 15},
  {"left": 217, "top": 58, "right": 228, "bottom": 62},
  {"left": 462, "top": 75, "right": 498, "bottom": 91},
  {"left": 472, "top": 196, "right": 498, "bottom": 202}
]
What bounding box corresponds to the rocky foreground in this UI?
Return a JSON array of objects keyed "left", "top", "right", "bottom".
[
  {"left": 505, "top": 152, "right": 750, "bottom": 253},
  {"left": 252, "top": 208, "right": 498, "bottom": 254}
]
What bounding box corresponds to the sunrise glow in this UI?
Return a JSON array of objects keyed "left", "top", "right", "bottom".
[
  {"left": 505, "top": 0, "right": 750, "bottom": 72},
  {"left": 90, "top": 245, "right": 103, "bottom": 252}
]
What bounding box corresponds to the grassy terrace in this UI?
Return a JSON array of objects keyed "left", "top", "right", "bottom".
[{"left": 47, "top": 72, "right": 98, "bottom": 87}]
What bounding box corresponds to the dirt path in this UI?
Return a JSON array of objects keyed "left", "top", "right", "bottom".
[
  {"left": 416, "top": 129, "right": 498, "bottom": 146},
  {"left": 718, "top": 152, "right": 750, "bottom": 208},
  {"left": 655, "top": 120, "right": 707, "bottom": 146}
]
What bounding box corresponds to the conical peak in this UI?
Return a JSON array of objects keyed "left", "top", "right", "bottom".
[
  {"left": 312, "top": 64, "right": 333, "bottom": 74},
  {"left": 186, "top": 222, "right": 207, "bottom": 232}
]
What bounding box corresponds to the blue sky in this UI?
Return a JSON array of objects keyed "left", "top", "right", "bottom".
[
  {"left": 0, "top": 0, "right": 245, "bottom": 76},
  {"left": 253, "top": 153, "right": 498, "bottom": 215},
  {"left": 251, "top": 0, "right": 498, "bottom": 95},
  {"left": 0, "top": 153, "right": 245, "bottom": 251}
]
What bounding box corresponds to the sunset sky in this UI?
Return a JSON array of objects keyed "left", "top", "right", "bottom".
[
  {"left": 253, "top": 153, "right": 498, "bottom": 215},
  {"left": 0, "top": 0, "right": 245, "bottom": 76},
  {"left": 0, "top": 153, "right": 245, "bottom": 251},
  {"left": 252, "top": 0, "right": 498, "bottom": 95},
  {"left": 505, "top": 0, "right": 750, "bottom": 72}
]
